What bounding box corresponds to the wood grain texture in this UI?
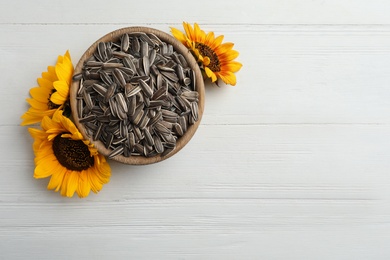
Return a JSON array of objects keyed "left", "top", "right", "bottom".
[{"left": 1, "top": 0, "right": 390, "bottom": 259}]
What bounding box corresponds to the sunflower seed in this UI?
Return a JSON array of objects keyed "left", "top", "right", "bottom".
[
  {"left": 77, "top": 98, "right": 83, "bottom": 117},
  {"left": 188, "top": 113, "right": 195, "bottom": 125},
  {"left": 79, "top": 114, "right": 96, "bottom": 123},
  {"left": 108, "top": 145, "right": 124, "bottom": 158},
  {"left": 147, "top": 111, "right": 162, "bottom": 127},
  {"left": 191, "top": 102, "right": 199, "bottom": 121},
  {"left": 157, "top": 65, "right": 175, "bottom": 72},
  {"left": 92, "top": 83, "right": 107, "bottom": 97},
  {"left": 73, "top": 73, "right": 83, "bottom": 81},
  {"left": 142, "top": 56, "right": 150, "bottom": 76},
  {"left": 99, "top": 70, "right": 113, "bottom": 85},
  {"left": 115, "top": 93, "right": 128, "bottom": 113},
  {"left": 102, "top": 62, "right": 123, "bottom": 69},
  {"left": 129, "top": 75, "right": 150, "bottom": 84},
  {"left": 113, "top": 68, "right": 126, "bottom": 88},
  {"left": 155, "top": 121, "right": 171, "bottom": 134},
  {"left": 143, "top": 128, "right": 154, "bottom": 146},
  {"left": 178, "top": 54, "right": 188, "bottom": 68},
  {"left": 173, "top": 123, "right": 184, "bottom": 136},
  {"left": 121, "top": 33, "right": 129, "bottom": 52},
  {"left": 183, "top": 77, "right": 191, "bottom": 86},
  {"left": 178, "top": 116, "right": 187, "bottom": 133},
  {"left": 161, "top": 147, "right": 174, "bottom": 157},
  {"left": 132, "top": 109, "right": 144, "bottom": 125},
  {"left": 105, "top": 133, "right": 114, "bottom": 149},
  {"left": 123, "top": 146, "right": 131, "bottom": 157},
  {"left": 86, "top": 61, "right": 103, "bottom": 67},
  {"left": 181, "top": 91, "right": 199, "bottom": 102},
  {"left": 93, "top": 123, "right": 104, "bottom": 141},
  {"left": 128, "top": 132, "right": 135, "bottom": 148},
  {"left": 97, "top": 115, "right": 110, "bottom": 123},
  {"left": 161, "top": 42, "right": 168, "bottom": 54},
  {"left": 134, "top": 143, "right": 144, "bottom": 154},
  {"left": 112, "top": 51, "right": 132, "bottom": 59},
  {"left": 139, "top": 79, "right": 153, "bottom": 98},
  {"left": 119, "top": 67, "right": 135, "bottom": 77},
  {"left": 147, "top": 33, "right": 163, "bottom": 46},
  {"left": 138, "top": 115, "right": 150, "bottom": 129},
  {"left": 104, "top": 82, "right": 116, "bottom": 102},
  {"left": 149, "top": 49, "right": 156, "bottom": 65},
  {"left": 161, "top": 71, "right": 179, "bottom": 83},
  {"left": 132, "top": 37, "right": 140, "bottom": 53},
  {"left": 189, "top": 69, "right": 196, "bottom": 91},
  {"left": 98, "top": 42, "right": 107, "bottom": 61},
  {"left": 84, "top": 122, "right": 98, "bottom": 133},
  {"left": 127, "top": 95, "right": 136, "bottom": 116},
  {"left": 83, "top": 91, "right": 94, "bottom": 109},
  {"left": 125, "top": 83, "right": 141, "bottom": 97}
]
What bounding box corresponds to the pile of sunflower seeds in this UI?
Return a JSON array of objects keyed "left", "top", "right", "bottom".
[{"left": 73, "top": 32, "right": 199, "bottom": 158}]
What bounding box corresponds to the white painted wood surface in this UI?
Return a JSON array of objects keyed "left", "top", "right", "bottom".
[{"left": 1, "top": 0, "right": 390, "bottom": 259}]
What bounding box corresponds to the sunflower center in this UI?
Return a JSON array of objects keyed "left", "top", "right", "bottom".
[
  {"left": 52, "top": 134, "right": 94, "bottom": 171},
  {"left": 48, "top": 89, "right": 60, "bottom": 109},
  {"left": 195, "top": 42, "right": 221, "bottom": 72}
]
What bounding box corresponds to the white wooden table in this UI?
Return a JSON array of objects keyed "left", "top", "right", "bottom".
[{"left": 1, "top": 1, "right": 390, "bottom": 259}]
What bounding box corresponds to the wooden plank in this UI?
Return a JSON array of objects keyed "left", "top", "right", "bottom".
[
  {"left": 2, "top": 124, "right": 390, "bottom": 200},
  {"left": 1, "top": 0, "right": 390, "bottom": 25},
  {"left": 2, "top": 25, "right": 390, "bottom": 126}
]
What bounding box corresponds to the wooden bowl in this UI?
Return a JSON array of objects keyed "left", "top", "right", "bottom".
[{"left": 70, "top": 27, "right": 205, "bottom": 165}]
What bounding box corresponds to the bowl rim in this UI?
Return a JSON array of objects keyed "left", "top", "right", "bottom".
[{"left": 70, "top": 26, "right": 205, "bottom": 165}]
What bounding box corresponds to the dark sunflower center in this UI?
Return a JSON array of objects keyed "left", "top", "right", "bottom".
[
  {"left": 195, "top": 42, "right": 221, "bottom": 72},
  {"left": 52, "top": 134, "right": 94, "bottom": 171},
  {"left": 48, "top": 89, "right": 60, "bottom": 109}
]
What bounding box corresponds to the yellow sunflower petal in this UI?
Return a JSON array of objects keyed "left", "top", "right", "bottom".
[
  {"left": 60, "top": 172, "right": 70, "bottom": 197},
  {"left": 42, "top": 67, "right": 58, "bottom": 82},
  {"left": 41, "top": 114, "right": 60, "bottom": 132},
  {"left": 29, "top": 87, "right": 51, "bottom": 103},
  {"left": 28, "top": 128, "right": 47, "bottom": 149},
  {"left": 222, "top": 61, "right": 243, "bottom": 73},
  {"left": 183, "top": 22, "right": 194, "bottom": 41},
  {"left": 54, "top": 111, "right": 83, "bottom": 140},
  {"left": 34, "top": 155, "right": 57, "bottom": 179},
  {"left": 55, "top": 55, "right": 73, "bottom": 85},
  {"left": 210, "top": 35, "right": 224, "bottom": 50},
  {"left": 77, "top": 171, "right": 91, "bottom": 198},
  {"left": 52, "top": 81, "right": 69, "bottom": 98},
  {"left": 203, "top": 56, "right": 211, "bottom": 66},
  {"left": 194, "top": 23, "right": 202, "bottom": 42},
  {"left": 26, "top": 98, "right": 47, "bottom": 110},
  {"left": 218, "top": 71, "right": 237, "bottom": 86},
  {"left": 204, "top": 31, "right": 215, "bottom": 46},
  {"left": 34, "top": 145, "right": 54, "bottom": 165},
  {"left": 65, "top": 171, "right": 79, "bottom": 197},
  {"left": 205, "top": 67, "right": 218, "bottom": 82},
  {"left": 88, "top": 172, "right": 102, "bottom": 193},
  {"left": 50, "top": 87, "right": 68, "bottom": 105},
  {"left": 219, "top": 49, "right": 239, "bottom": 62},
  {"left": 216, "top": 42, "right": 234, "bottom": 53},
  {"left": 64, "top": 50, "right": 71, "bottom": 60},
  {"left": 47, "top": 166, "right": 66, "bottom": 192},
  {"left": 21, "top": 109, "right": 57, "bottom": 126},
  {"left": 171, "top": 27, "right": 187, "bottom": 44},
  {"left": 37, "top": 78, "right": 54, "bottom": 90}
]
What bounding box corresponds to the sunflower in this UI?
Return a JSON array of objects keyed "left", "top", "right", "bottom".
[
  {"left": 171, "top": 22, "right": 242, "bottom": 86},
  {"left": 21, "top": 51, "right": 73, "bottom": 125},
  {"left": 28, "top": 110, "right": 111, "bottom": 198}
]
